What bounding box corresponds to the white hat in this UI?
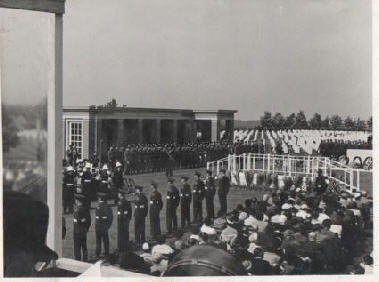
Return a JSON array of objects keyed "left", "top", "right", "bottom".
[
  {"left": 116, "top": 161, "right": 122, "bottom": 168},
  {"left": 244, "top": 215, "right": 259, "bottom": 227},
  {"left": 281, "top": 203, "right": 292, "bottom": 210},
  {"left": 85, "top": 162, "right": 92, "bottom": 169},
  {"left": 66, "top": 166, "right": 74, "bottom": 172},
  {"left": 142, "top": 242, "right": 150, "bottom": 251},
  {"left": 238, "top": 212, "right": 248, "bottom": 221},
  {"left": 102, "top": 164, "right": 108, "bottom": 170}
]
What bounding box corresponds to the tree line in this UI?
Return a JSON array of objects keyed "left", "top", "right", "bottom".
[{"left": 258, "top": 111, "right": 372, "bottom": 131}]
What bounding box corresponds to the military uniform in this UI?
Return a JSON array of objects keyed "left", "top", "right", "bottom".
[
  {"left": 149, "top": 188, "right": 163, "bottom": 240},
  {"left": 166, "top": 182, "right": 180, "bottom": 234},
  {"left": 73, "top": 194, "right": 91, "bottom": 261},
  {"left": 204, "top": 172, "right": 216, "bottom": 219},
  {"left": 95, "top": 194, "right": 113, "bottom": 258},
  {"left": 192, "top": 175, "right": 205, "bottom": 223},
  {"left": 117, "top": 194, "right": 132, "bottom": 252},
  {"left": 134, "top": 188, "right": 148, "bottom": 245},
  {"left": 217, "top": 172, "right": 230, "bottom": 217},
  {"left": 81, "top": 169, "right": 92, "bottom": 209},
  {"left": 63, "top": 167, "right": 76, "bottom": 214},
  {"left": 180, "top": 179, "right": 192, "bottom": 229}
]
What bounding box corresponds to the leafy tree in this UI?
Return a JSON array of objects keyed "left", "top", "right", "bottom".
[
  {"left": 330, "top": 115, "right": 342, "bottom": 130},
  {"left": 273, "top": 113, "right": 286, "bottom": 130},
  {"left": 309, "top": 113, "right": 322, "bottom": 129},
  {"left": 285, "top": 113, "right": 296, "bottom": 129},
  {"left": 344, "top": 116, "right": 355, "bottom": 131},
  {"left": 322, "top": 116, "right": 330, "bottom": 129},
  {"left": 260, "top": 111, "right": 273, "bottom": 129},
  {"left": 295, "top": 110, "right": 308, "bottom": 129},
  {"left": 354, "top": 118, "right": 366, "bottom": 131},
  {"left": 367, "top": 116, "right": 372, "bottom": 131},
  {"left": 2, "top": 106, "right": 20, "bottom": 152}
]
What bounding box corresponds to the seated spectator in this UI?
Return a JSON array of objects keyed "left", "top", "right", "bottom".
[{"left": 250, "top": 248, "right": 273, "bottom": 275}]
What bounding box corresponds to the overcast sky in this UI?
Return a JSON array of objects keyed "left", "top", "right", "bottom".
[{"left": 0, "top": 0, "right": 372, "bottom": 120}]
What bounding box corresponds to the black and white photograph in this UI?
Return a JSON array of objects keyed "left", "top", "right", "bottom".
[{"left": 0, "top": 0, "right": 376, "bottom": 278}]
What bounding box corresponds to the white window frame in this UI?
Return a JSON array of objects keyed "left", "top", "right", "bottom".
[{"left": 66, "top": 120, "right": 83, "bottom": 160}]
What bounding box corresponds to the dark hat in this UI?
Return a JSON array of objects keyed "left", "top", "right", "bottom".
[
  {"left": 118, "top": 188, "right": 129, "bottom": 195},
  {"left": 3, "top": 191, "right": 58, "bottom": 262},
  {"left": 167, "top": 178, "right": 174, "bottom": 184},
  {"left": 150, "top": 180, "right": 158, "bottom": 188},
  {"left": 74, "top": 193, "right": 86, "bottom": 201},
  {"left": 97, "top": 192, "right": 108, "bottom": 199},
  {"left": 253, "top": 247, "right": 264, "bottom": 258},
  {"left": 206, "top": 169, "right": 213, "bottom": 175},
  {"left": 194, "top": 171, "right": 201, "bottom": 177}
]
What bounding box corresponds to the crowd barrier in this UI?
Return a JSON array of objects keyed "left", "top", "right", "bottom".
[{"left": 206, "top": 153, "right": 372, "bottom": 192}]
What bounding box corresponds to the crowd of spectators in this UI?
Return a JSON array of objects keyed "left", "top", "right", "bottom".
[
  {"left": 110, "top": 171, "right": 373, "bottom": 276},
  {"left": 319, "top": 139, "right": 372, "bottom": 159}
]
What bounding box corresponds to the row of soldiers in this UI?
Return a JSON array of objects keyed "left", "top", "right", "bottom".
[
  {"left": 65, "top": 141, "right": 262, "bottom": 175},
  {"left": 67, "top": 163, "right": 231, "bottom": 261}
]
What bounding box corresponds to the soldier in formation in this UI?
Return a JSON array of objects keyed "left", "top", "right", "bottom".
[
  {"left": 180, "top": 176, "right": 192, "bottom": 229},
  {"left": 166, "top": 178, "right": 180, "bottom": 234},
  {"left": 134, "top": 186, "right": 148, "bottom": 246},
  {"left": 117, "top": 188, "right": 132, "bottom": 253},
  {"left": 149, "top": 181, "right": 163, "bottom": 240},
  {"left": 192, "top": 171, "right": 205, "bottom": 223},
  {"left": 95, "top": 192, "right": 113, "bottom": 259}
]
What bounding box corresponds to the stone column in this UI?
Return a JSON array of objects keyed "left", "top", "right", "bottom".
[
  {"left": 156, "top": 119, "right": 161, "bottom": 143},
  {"left": 211, "top": 119, "right": 221, "bottom": 142},
  {"left": 138, "top": 119, "right": 143, "bottom": 143},
  {"left": 117, "top": 119, "right": 125, "bottom": 146},
  {"left": 172, "top": 119, "right": 178, "bottom": 143}
]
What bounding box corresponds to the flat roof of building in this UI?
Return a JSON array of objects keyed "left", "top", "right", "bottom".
[{"left": 63, "top": 106, "right": 237, "bottom": 114}]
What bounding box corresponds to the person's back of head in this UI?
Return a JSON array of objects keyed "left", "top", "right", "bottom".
[{"left": 4, "top": 191, "right": 58, "bottom": 277}]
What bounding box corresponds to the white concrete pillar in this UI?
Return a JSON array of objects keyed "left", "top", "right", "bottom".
[
  {"left": 247, "top": 153, "right": 251, "bottom": 170},
  {"left": 46, "top": 13, "right": 63, "bottom": 257}
]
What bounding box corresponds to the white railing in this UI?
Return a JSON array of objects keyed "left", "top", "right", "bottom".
[{"left": 207, "top": 153, "right": 371, "bottom": 192}]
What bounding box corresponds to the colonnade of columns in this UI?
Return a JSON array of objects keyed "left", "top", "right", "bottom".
[{"left": 96, "top": 117, "right": 234, "bottom": 152}]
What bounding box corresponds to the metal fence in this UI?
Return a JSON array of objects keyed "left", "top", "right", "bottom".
[{"left": 207, "top": 153, "right": 372, "bottom": 192}]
